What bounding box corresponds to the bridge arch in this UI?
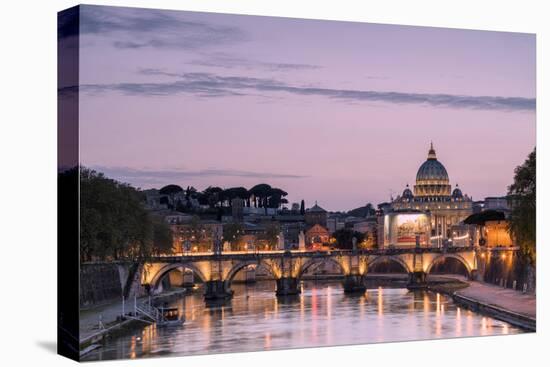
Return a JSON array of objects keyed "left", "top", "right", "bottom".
[
  {"left": 367, "top": 255, "right": 412, "bottom": 274},
  {"left": 225, "top": 259, "right": 279, "bottom": 285},
  {"left": 297, "top": 257, "right": 346, "bottom": 280},
  {"left": 425, "top": 253, "right": 472, "bottom": 276},
  {"left": 149, "top": 262, "right": 208, "bottom": 291}
]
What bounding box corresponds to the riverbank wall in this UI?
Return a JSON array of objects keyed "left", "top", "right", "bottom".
[
  {"left": 475, "top": 249, "right": 536, "bottom": 294},
  {"left": 80, "top": 262, "right": 146, "bottom": 308}
]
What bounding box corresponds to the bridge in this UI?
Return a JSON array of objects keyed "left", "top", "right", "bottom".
[{"left": 141, "top": 247, "right": 481, "bottom": 301}]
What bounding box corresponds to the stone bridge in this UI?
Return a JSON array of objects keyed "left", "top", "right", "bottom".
[{"left": 141, "top": 247, "right": 480, "bottom": 301}]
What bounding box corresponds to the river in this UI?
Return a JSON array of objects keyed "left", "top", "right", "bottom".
[{"left": 82, "top": 281, "right": 524, "bottom": 361}]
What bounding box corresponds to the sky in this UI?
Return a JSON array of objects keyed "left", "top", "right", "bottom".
[{"left": 67, "top": 5, "right": 536, "bottom": 211}]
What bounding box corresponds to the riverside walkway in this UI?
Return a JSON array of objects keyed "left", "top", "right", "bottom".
[
  {"left": 79, "top": 288, "right": 188, "bottom": 343},
  {"left": 455, "top": 280, "right": 536, "bottom": 318}
]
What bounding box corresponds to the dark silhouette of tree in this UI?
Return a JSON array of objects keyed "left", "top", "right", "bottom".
[
  {"left": 201, "top": 186, "right": 223, "bottom": 208},
  {"left": 300, "top": 199, "right": 305, "bottom": 215},
  {"left": 331, "top": 229, "right": 365, "bottom": 249},
  {"left": 258, "top": 222, "right": 280, "bottom": 249},
  {"left": 508, "top": 148, "right": 536, "bottom": 265},
  {"left": 268, "top": 188, "right": 288, "bottom": 208},
  {"left": 80, "top": 168, "right": 172, "bottom": 262},
  {"left": 159, "top": 184, "right": 184, "bottom": 210},
  {"left": 223, "top": 222, "right": 244, "bottom": 249},
  {"left": 185, "top": 186, "right": 197, "bottom": 200},
  {"left": 159, "top": 184, "right": 183, "bottom": 195},
  {"left": 221, "top": 187, "right": 249, "bottom": 207},
  {"left": 151, "top": 216, "right": 173, "bottom": 255},
  {"left": 280, "top": 198, "right": 289, "bottom": 208},
  {"left": 250, "top": 184, "right": 272, "bottom": 210}
]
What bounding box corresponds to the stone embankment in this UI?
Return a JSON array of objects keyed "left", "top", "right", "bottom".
[{"left": 427, "top": 275, "right": 536, "bottom": 331}]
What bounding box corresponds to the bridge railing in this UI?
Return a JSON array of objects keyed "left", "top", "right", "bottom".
[{"left": 148, "top": 246, "right": 482, "bottom": 262}]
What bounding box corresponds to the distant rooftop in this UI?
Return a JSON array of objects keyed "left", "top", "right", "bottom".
[{"left": 307, "top": 201, "right": 326, "bottom": 213}]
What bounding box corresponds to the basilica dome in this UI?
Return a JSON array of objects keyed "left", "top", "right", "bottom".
[
  {"left": 413, "top": 143, "right": 451, "bottom": 197},
  {"left": 416, "top": 143, "right": 449, "bottom": 184},
  {"left": 416, "top": 159, "right": 449, "bottom": 182}
]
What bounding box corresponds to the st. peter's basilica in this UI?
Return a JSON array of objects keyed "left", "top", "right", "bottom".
[{"left": 391, "top": 143, "right": 473, "bottom": 241}]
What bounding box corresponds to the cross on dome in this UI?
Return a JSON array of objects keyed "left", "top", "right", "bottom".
[{"left": 428, "top": 141, "right": 437, "bottom": 160}]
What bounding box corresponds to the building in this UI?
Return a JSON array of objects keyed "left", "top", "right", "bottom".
[
  {"left": 163, "top": 211, "right": 193, "bottom": 225},
  {"left": 484, "top": 196, "right": 511, "bottom": 214},
  {"left": 483, "top": 220, "right": 514, "bottom": 247},
  {"left": 327, "top": 216, "right": 346, "bottom": 234},
  {"left": 382, "top": 210, "right": 432, "bottom": 248},
  {"left": 389, "top": 143, "right": 473, "bottom": 245},
  {"left": 170, "top": 217, "right": 223, "bottom": 253},
  {"left": 304, "top": 202, "right": 328, "bottom": 227},
  {"left": 305, "top": 224, "right": 330, "bottom": 248}
]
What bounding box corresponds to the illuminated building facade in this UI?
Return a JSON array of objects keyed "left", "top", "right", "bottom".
[
  {"left": 391, "top": 143, "right": 473, "bottom": 243},
  {"left": 484, "top": 220, "right": 514, "bottom": 247},
  {"left": 305, "top": 224, "right": 330, "bottom": 248}
]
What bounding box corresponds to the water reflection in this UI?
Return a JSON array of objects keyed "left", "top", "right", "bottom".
[{"left": 83, "top": 281, "right": 523, "bottom": 361}]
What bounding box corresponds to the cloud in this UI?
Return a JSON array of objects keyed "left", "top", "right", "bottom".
[
  {"left": 90, "top": 166, "right": 307, "bottom": 186},
  {"left": 62, "top": 5, "right": 247, "bottom": 50},
  {"left": 187, "top": 53, "right": 321, "bottom": 72},
  {"left": 72, "top": 69, "right": 535, "bottom": 112}
]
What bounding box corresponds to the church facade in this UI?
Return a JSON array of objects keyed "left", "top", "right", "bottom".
[{"left": 390, "top": 143, "right": 473, "bottom": 242}]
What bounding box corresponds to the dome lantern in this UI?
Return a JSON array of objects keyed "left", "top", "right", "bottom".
[{"left": 428, "top": 141, "right": 437, "bottom": 160}]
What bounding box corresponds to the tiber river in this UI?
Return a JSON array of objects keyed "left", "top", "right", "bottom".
[{"left": 83, "top": 281, "right": 523, "bottom": 361}]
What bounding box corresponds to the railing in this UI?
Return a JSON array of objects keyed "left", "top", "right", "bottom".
[
  {"left": 149, "top": 246, "right": 483, "bottom": 263},
  {"left": 127, "top": 296, "right": 162, "bottom": 324}
]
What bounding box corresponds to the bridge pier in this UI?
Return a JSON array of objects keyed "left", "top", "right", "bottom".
[
  {"left": 204, "top": 280, "right": 233, "bottom": 301},
  {"left": 343, "top": 274, "right": 367, "bottom": 294},
  {"left": 276, "top": 277, "right": 301, "bottom": 296},
  {"left": 407, "top": 271, "right": 427, "bottom": 289}
]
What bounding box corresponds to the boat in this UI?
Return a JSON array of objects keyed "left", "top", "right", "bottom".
[{"left": 156, "top": 307, "right": 184, "bottom": 327}]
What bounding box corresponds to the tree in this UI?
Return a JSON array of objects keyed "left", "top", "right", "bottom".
[
  {"left": 268, "top": 188, "right": 288, "bottom": 209},
  {"left": 250, "top": 184, "right": 272, "bottom": 209},
  {"left": 300, "top": 200, "right": 305, "bottom": 215},
  {"left": 79, "top": 167, "right": 171, "bottom": 262},
  {"left": 201, "top": 186, "right": 223, "bottom": 208},
  {"left": 185, "top": 186, "right": 197, "bottom": 200},
  {"left": 258, "top": 222, "right": 281, "bottom": 249},
  {"left": 507, "top": 148, "right": 536, "bottom": 265},
  {"left": 159, "top": 184, "right": 183, "bottom": 196},
  {"left": 221, "top": 187, "right": 249, "bottom": 207},
  {"left": 331, "top": 229, "right": 365, "bottom": 249},
  {"left": 159, "top": 184, "right": 184, "bottom": 209},
  {"left": 151, "top": 216, "right": 174, "bottom": 255},
  {"left": 223, "top": 222, "right": 244, "bottom": 249}
]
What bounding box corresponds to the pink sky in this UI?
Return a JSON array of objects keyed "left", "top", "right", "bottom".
[{"left": 74, "top": 5, "right": 535, "bottom": 211}]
